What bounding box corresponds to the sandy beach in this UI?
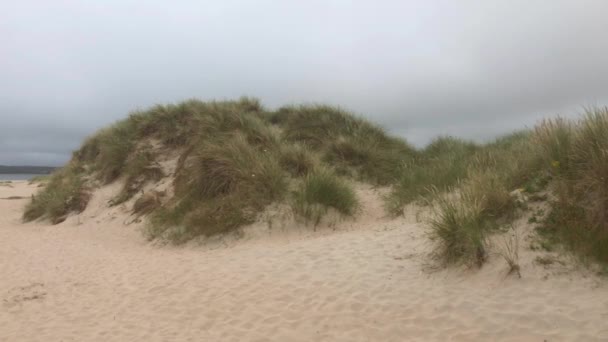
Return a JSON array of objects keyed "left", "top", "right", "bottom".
[{"left": 1, "top": 180, "right": 608, "bottom": 341}]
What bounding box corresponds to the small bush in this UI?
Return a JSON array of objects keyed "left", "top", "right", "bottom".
[{"left": 292, "top": 168, "right": 359, "bottom": 225}]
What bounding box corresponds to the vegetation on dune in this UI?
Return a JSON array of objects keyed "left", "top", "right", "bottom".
[
  {"left": 23, "top": 96, "right": 608, "bottom": 267},
  {"left": 23, "top": 162, "right": 90, "bottom": 224},
  {"left": 419, "top": 132, "right": 547, "bottom": 266},
  {"left": 27, "top": 98, "right": 384, "bottom": 243},
  {"left": 423, "top": 108, "right": 608, "bottom": 267},
  {"left": 272, "top": 105, "right": 417, "bottom": 185},
  {"left": 148, "top": 133, "right": 288, "bottom": 242},
  {"left": 427, "top": 188, "right": 488, "bottom": 267},
  {"left": 386, "top": 136, "right": 479, "bottom": 214},
  {"left": 534, "top": 108, "right": 608, "bottom": 264},
  {"left": 292, "top": 168, "right": 359, "bottom": 226},
  {"left": 110, "top": 148, "right": 164, "bottom": 206}
]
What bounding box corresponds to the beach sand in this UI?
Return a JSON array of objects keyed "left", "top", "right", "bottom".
[{"left": 1, "top": 181, "right": 607, "bottom": 341}]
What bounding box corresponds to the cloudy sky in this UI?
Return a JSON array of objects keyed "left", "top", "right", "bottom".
[{"left": 2, "top": 1, "right": 608, "bottom": 166}]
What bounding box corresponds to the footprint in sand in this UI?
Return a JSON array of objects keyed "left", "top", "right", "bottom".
[{"left": 3, "top": 282, "right": 47, "bottom": 308}]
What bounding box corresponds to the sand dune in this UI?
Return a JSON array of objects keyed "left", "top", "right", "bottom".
[{"left": 1, "top": 181, "right": 608, "bottom": 341}]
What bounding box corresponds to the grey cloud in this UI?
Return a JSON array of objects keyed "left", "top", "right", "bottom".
[{"left": 1, "top": 0, "right": 607, "bottom": 165}]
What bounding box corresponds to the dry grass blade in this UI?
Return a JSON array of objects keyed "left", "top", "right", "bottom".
[{"left": 497, "top": 227, "right": 521, "bottom": 278}]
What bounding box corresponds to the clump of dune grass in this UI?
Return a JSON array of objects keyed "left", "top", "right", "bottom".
[
  {"left": 110, "top": 149, "right": 164, "bottom": 205},
  {"left": 279, "top": 143, "right": 318, "bottom": 177},
  {"left": 421, "top": 132, "right": 547, "bottom": 267},
  {"left": 292, "top": 168, "right": 359, "bottom": 226},
  {"left": 23, "top": 163, "right": 90, "bottom": 224},
  {"left": 425, "top": 175, "right": 520, "bottom": 268},
  {"left": 427, "top": 188, "right": 487, "bottom": 267},
  {"left": 272, "top": 105, "right": 417, "bottom": 185},
  {"left": 132, "top": 191, "right": 163, "bottom": 216},
  {"left": 386, "top": 136, "right": 479, "bottom": 214},
  {"left": 129, "top": 97, "right": 264, "bottom": 147},
  {"left": 465, "top": 170, "right": 517, "bottom": 220},
  {"left": 387, "top": 132, "right": 545, "bottom": 217},
  {"left": 28, "top": 175, "right": 50, "bottom": 185},
  {"left": 534, "top": 108, "right": 608, "bottom": 264},
  {"left": 147, "top": 133, "right": 287, "bottom": 242},
  {"left": 497, "top": 227, "right": 521, "bottom": 277},
  {"left": 75, "top": 119, "right": 138, "bottom": 183}
]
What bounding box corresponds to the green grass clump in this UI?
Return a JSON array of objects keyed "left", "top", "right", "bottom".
[
  {"left": 272, "top": 105, "right": 417, "bottom": 185},
  {"left": 23, "top": 163, "right": 90, "bottom": 224},
  {"left": 465, "top": 170, "right": 517, "bottom": 220},
  {"left": 424, "top": 108, "right": 608, "bottom": 267},
  {"left": 129, "top": 97, "right": 264, "bottom": 147},
  {"left": 75, "top": 119, "right": 138, "bottom": 183},
  {"left": 418, "top": 133, "right": 547, "bottom": 267},
  {"left": 292, "top": 168, "right": 359, "bottom": 225},
  {"left": 147, "top": 133, "right": 287, "bottom": 242},
  {"left": 427, "top": 189, "right": 487, "bottom": 267},
  {"left": 279, "top": 144, "right": 318, "bottom": 177},
  {"left": 110, "top": 149, "right": 164, "bottom": 205},
  {"left": 176, "top": 134, "right": 286, "bottom": 201},
  {"left": 386, "top": 136, "right": 478, "bottom": 214},
  {"left": 534, "top": 108, "right": 608, "bottom": 264}
]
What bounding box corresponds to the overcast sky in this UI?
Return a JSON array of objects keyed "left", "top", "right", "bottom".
[{"left": 2, "top": 1, "right": 608, "bottom": 166}]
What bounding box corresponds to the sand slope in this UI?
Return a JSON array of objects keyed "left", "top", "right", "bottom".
[{"left": 1, "top": 181, "right": 608, "bottom": 341}]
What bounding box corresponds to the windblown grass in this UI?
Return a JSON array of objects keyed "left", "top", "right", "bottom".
[
  {"left": 273, "top": 105, "right": 417, "bottom": 185},
  {"left": 279, "top": 143, "right": 318, "bottom": 177},
  {"left": 23, "top": 162, "right": 90, "bottom": 224},
  {"left": 535, "top": 108, "right": 608, "bottom": 264},
  {"left": 291, "top": 168, "right": 359, "bottom": 225},
  {"left": 111, "top": 149, "right": 164, "bottom": 205},
  {"left": 25, "top": 97, "right": 608, "bottom": 261},
  {"left": 75, "top": 119, "right": 138, "bottom": 183},
  {"left": 28, "top": 175, "right": 50, "bottom": 184},
  {"left": 292, "top": 168, "right": 359, "bottom": 226},
  {"left": 386, "top": 137, "right": 478, "bottom": 214},
  {"left": 425, "top": 108, "right": 608, "bottom": 267},
  {"left": 497, "top": 227, "right": 521, "bottom": 277},
  {"left": 146, "top": 133, "right": 287, "bottom": 242},
  {"left": 418, "top": 132, "right": 546, "bottom": 266},
  {"left": 427, "top": 188, "right": 487, "bottom": 267}
]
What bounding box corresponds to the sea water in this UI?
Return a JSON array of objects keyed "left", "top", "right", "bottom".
[{"left": 0, "top": 174, "right": 39, "bottom": 181}]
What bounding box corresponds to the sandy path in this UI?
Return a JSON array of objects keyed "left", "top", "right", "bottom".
[{"left": 1, "top": 181, "right": 607, "bottom": 341}]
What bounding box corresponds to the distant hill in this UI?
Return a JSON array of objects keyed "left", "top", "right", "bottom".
[{"left": 0, "top": 165, "right": 56, "bottom": 174}]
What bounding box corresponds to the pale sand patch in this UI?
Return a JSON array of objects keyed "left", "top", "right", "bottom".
[{"left": 1, "top": 181, "right": 608, "bottom": 341}]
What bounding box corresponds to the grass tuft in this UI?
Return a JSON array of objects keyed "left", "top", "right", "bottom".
[
  {"left": 147, "top": 133, "right": 287, "bottom": 242},
  {"left": 427, "top": 188, "right": 487, "bottom": 267},
  {"left": 279, "top": 144, "right": 318, "bottom": 177},
  {"left": 23, "top": 163, "right": 90, "bottom": 224},
  {"left": 534, "top": 108, "right": 608, "bottom": 264},
  {"left": 497, "top": 228, "right": 521, "bottom": 277},
  {"left": 292, "top": 168, "right": 359, "bottom": 225}
]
